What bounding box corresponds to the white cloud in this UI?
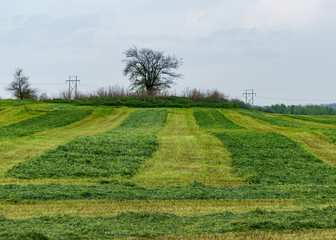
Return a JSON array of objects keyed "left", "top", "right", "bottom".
[{"left": 244, "top": 0, "right": 323, "bottom": 30}]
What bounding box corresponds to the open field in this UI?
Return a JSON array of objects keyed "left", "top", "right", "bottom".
[{"left": 2, "top": 101, "right": 336, "bottom": 239}]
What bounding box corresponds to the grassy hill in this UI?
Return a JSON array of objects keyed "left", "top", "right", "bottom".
[{"left": 1, "top": 100, "right": 336, "bottom": 239}]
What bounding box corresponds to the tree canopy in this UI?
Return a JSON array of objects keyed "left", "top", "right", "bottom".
[
  {"left": 123, "top": 47, "right": 182, "bottom": 95},
  {"left": 7, "top": 68, "right": 37, "bottom": 100}
]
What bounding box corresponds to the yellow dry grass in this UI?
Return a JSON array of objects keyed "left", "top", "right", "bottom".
[
  {"left": 132, "top": 109, "right": 243, "bottom": 187},
  {"left": 0, "top": 107, "right": 44, "bottom": 127},
  {"left": 221, "top": 110, "right": 279, "bottom": 132},
  {"left": 284, "top": 131, "right": 336, "bottom": 167},
  {"left": 0, "top": 199, "right": 304, "bottom": 219}
]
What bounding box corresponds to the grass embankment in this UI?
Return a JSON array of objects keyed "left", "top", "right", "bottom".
[
  {"left": 6, "top": 109, "right": 166, "bottom": 179},
  {"left": 132, "top": 109, "right": 243, "bottom": 187}
]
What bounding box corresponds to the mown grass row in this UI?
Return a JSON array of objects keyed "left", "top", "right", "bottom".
[
  {"left": 132, "top": 109, "right": 243, "bottom": 187},
  {"left": 321, "top": 128, "right": 336, "bottom": 143},
  {"left": 0, "top": 182, "right": 335, "bottom": 202},
  {"left": 285, "top": 114, "right": 336, "bottom": 126},
  {"left": 212, "top": 131, "right": 336, "bottom": 185},
  {"left": 238, "top": 111, "right": 306, "bottom": 128},
  {"left": 0, "top": 199, "right": 299, "bottom": 219},
  {"left": 2, "top": 207, "right": 336, "bottom": 239},
  {"left": 193, "top": 109, "right": 243, "bottom": 129},
  {"left": 0, "top": 108, "right": 93, "bottom": 137},
  {"left": 0, "top": 107, "right": 45, "bottom": 127},
  {"left": 6, "top": 109, "right": 167, "bottom": 179}
]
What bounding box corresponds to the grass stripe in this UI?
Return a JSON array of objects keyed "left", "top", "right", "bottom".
[
  {"left": 6, "top": 109, "right": 166, "bottom": 179},
  {"left": 0, "top": 109, "right": 131, "bottom": 182},
  {"left": 1, "top": 183, "right": 336, "bottom": 202},
  {"left": 0, "top": 107, "right": 45, "bottom": 127},
  {"left": 283, "top": 131, "right": 336, "bottom": 167},
  {"left": 0, "top": 108, "right": 93, "bottom": 137},
  {"left": 132, "top": 109, "right": 243, "bottom": 187},
  {"left": 2, "top": 207, "right": 336, "bottom": 239},
  {"left": 193, "top": 109, "right": 244, "bottom": 129},
  {"left": 221, "top": 110, "right": 278, "bottom": 131},
  {"left": 286, "top": 114, "right": 336, "bottom": 125},
  {"left": 238, "top": 110, "right": 306, "bottom": 128},
  {"left": 0, "top": 199, "right": 299, "bottom": 219},
  {"left": 320, "top": 128, "right": 336, "bottom": 143},
  {"left": 213, "top": 131, "right": 336, "bottom": 185}
]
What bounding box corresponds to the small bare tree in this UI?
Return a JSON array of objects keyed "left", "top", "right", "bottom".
[
  {"left": 7, "top": 68, "right": 37, "bottom": 100},
  {"left": 123, "top": 46, "right": 183, "bottom": 95}
]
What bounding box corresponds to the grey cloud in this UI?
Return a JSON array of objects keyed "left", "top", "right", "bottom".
[{"left": 0, "top": 15, "right": 99, "bottom": 48}]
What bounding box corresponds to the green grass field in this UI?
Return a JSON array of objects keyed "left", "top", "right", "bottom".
[{"left": 2, "top": 101, "right": 336, "bottom": 239}]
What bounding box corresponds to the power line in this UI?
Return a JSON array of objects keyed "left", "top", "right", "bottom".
[
  {"left": 243, "top": 89, "right": 256, "bottom": 106},
  {"left": 66, "top": 76, "right": 80, "bottom": 100}
]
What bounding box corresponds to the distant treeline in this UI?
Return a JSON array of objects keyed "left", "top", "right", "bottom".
[
  {"left": 321, "top": 103, "right": 336, "bottom": 109},
  {"left": 252, "top": 104, "right": 336, "bottom": 115}
]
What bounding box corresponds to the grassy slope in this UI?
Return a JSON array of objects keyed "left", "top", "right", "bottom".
[
  {"left": 0, "top": 107, "right": 132, "bottom": 184},
  {"left": 3, "top": 103, "right": 336, "bottom": 238},
  {"left": 0, "top": 106, "right": 47, "bottom": 127},
  {"left": 132, "top": 109, "right": 243, "bottom": 187},
  {"left": 6, "top": 109, "right": 166, "bottom": 179}
]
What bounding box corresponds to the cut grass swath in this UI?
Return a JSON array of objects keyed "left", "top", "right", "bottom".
[
  {"left": 0, "top": 108, "right": 93, "bottom": 137},
  {"left": 2, "top": 207, "right": 336, "bottom": 239},
  {"left": 285, "top": 114, "right": 336, "bottom": 126},
  {"left": 238, "top": 111, "right": 305, "bottom": 128},
  {"left": 6, "top": 109, "right": 167, "bottom": 179},
  {"left": 1, "top": 182, "right": 336, "bottom": 202},
  {"left": 213, "top": 131, "right": 336, "bottom": 184},
  {"left": 193, "top": 109, "right": 243, "bottom": 129},
  {"left": 132, "top": 109, "right": 243, "bottom": 187}
]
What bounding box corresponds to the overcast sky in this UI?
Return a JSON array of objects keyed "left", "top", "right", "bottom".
[{"left": 0, "top": 0, "right": 336, "bottom": 105}]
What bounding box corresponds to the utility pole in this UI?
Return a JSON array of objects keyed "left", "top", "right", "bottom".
[
  {"left": 243, "top": 89, "right": 256, "bottom": 106},
  {"left": 66, "top": 76, "right": 80, "bottom": 100}
]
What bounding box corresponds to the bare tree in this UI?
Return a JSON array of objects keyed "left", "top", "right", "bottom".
[
  {"left": 7, "top": 68, "right": 37, "bottom": 100},
  {"left": 123, "top": 46, "right": 183, "bottom": 95}
]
